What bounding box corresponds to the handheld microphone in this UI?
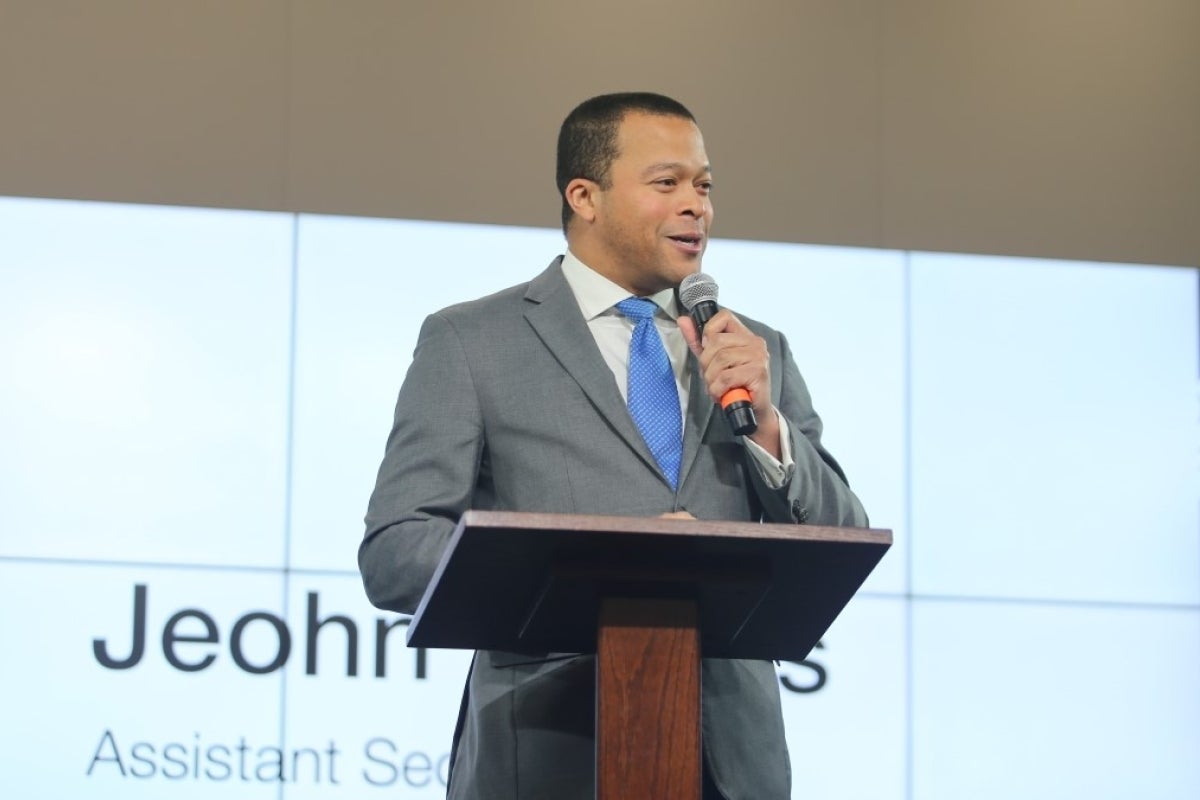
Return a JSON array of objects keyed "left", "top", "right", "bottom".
[{"left": 678, "top": 272, "right": 758, "bottom": 436}]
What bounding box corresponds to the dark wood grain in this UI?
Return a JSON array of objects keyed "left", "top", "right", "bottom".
[{"left": 597, "top": 597, "right": 700, "bottom": 800}]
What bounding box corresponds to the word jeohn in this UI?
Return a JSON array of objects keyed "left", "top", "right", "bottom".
[
  {"left": 90, "top": 583, "right": 826, "bottom": 692},
  {"left": 91, "top": 584, "right": 427, "bottom": 678}
]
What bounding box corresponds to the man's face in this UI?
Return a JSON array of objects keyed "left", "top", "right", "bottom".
[{"left": 588, "top": 112, "right": 714, "bottom": 296}]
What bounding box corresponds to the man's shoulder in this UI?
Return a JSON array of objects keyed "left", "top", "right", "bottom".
[
  {"left": 430, "top": 256, "right": 565, "bottom": 325},
  {"left": 436, "top": 281, "right": 531, "bottom": 321}
]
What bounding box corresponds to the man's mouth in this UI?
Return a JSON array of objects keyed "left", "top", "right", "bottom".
[{"left": 667, "top": 233, "right": 705, "bottom": 252}]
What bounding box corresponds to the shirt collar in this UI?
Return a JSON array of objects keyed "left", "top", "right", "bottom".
[{"left": 560, "top": 249, "right": 680, "bottom": 321}]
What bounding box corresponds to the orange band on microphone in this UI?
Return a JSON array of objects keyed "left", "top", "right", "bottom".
[{"left": 720, "top": 388, "right": 752, "bottom": 409}]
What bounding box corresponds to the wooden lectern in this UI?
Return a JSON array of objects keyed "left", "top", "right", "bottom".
[{"left": 407, "top": 510, "right": 891, "bottom": 800}]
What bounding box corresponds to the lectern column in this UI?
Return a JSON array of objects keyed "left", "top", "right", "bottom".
[{"left": 596, "top": 596, "right": 701, "bottom": 800}]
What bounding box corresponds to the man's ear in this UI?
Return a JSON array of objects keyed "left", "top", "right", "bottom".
[{"left": 564, "top": 178, "right": 600, "bottom": 224}]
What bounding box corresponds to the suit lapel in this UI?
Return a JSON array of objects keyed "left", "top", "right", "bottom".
[
  {"left": 680, "top": 357, "right": 716, "bottom": 489},
  {"left": 522, "top": 259, "right": 666, "bottom": 480}
]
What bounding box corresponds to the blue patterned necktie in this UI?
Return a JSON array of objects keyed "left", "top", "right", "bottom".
[{"left": 615, "top": 297, "right": 682, "bottom": 489}]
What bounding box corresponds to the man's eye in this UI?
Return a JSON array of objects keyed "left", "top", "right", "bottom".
[
  {"left": 655, "top": 178, "right": 677, "bottom": 187},
  {"left": 698, "top": 182, "right": 714, "bottom": 192}
]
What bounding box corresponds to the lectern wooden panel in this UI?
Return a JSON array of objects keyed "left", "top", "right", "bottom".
[{"left": 596, "top": 597, "right": 700, "bottom": 800}]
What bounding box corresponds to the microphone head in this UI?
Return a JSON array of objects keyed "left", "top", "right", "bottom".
[{"left": 678, "top": 272, "right": 719, "bottom": 312}]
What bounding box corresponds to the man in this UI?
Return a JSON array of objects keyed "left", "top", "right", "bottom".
[{"left": 360, "top": 92, "right": 867, "bottom": 799}]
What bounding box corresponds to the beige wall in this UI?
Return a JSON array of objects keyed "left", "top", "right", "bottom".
[{"left": 1, "top": 0, "right": 1196, "bottom": 266}]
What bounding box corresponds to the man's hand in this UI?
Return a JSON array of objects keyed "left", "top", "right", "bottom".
[{"left": 678, "top": 309, "right": 782, "bottom": 459}]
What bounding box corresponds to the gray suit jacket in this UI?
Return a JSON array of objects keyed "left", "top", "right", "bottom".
[{"left": 361, "top": 258, "right": 868, "bottom": 799}]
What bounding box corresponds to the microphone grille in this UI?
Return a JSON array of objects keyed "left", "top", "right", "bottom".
[{"left": 678, "top": 272, "right": 719, "bottom": 312}]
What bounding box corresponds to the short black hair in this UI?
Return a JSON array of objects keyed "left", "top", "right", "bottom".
[{"left": 555, "top": 92, "right": 698, "bottom": 233}]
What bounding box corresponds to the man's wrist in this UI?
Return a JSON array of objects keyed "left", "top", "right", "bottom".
[
  {"left": 746, "top": 408, "right": 782, "bottom": 460},
  {"left": 742, "top": 408, "right": 795, "bottom": 490}
]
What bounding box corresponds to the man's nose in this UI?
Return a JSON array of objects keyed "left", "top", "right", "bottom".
[{"left": 680, "top": 187, "right": 710, "bottom": 218}]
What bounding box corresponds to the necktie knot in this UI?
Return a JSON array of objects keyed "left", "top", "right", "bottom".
[{"left": 615, "top": 296, "right": 659, "bottom": 323}]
